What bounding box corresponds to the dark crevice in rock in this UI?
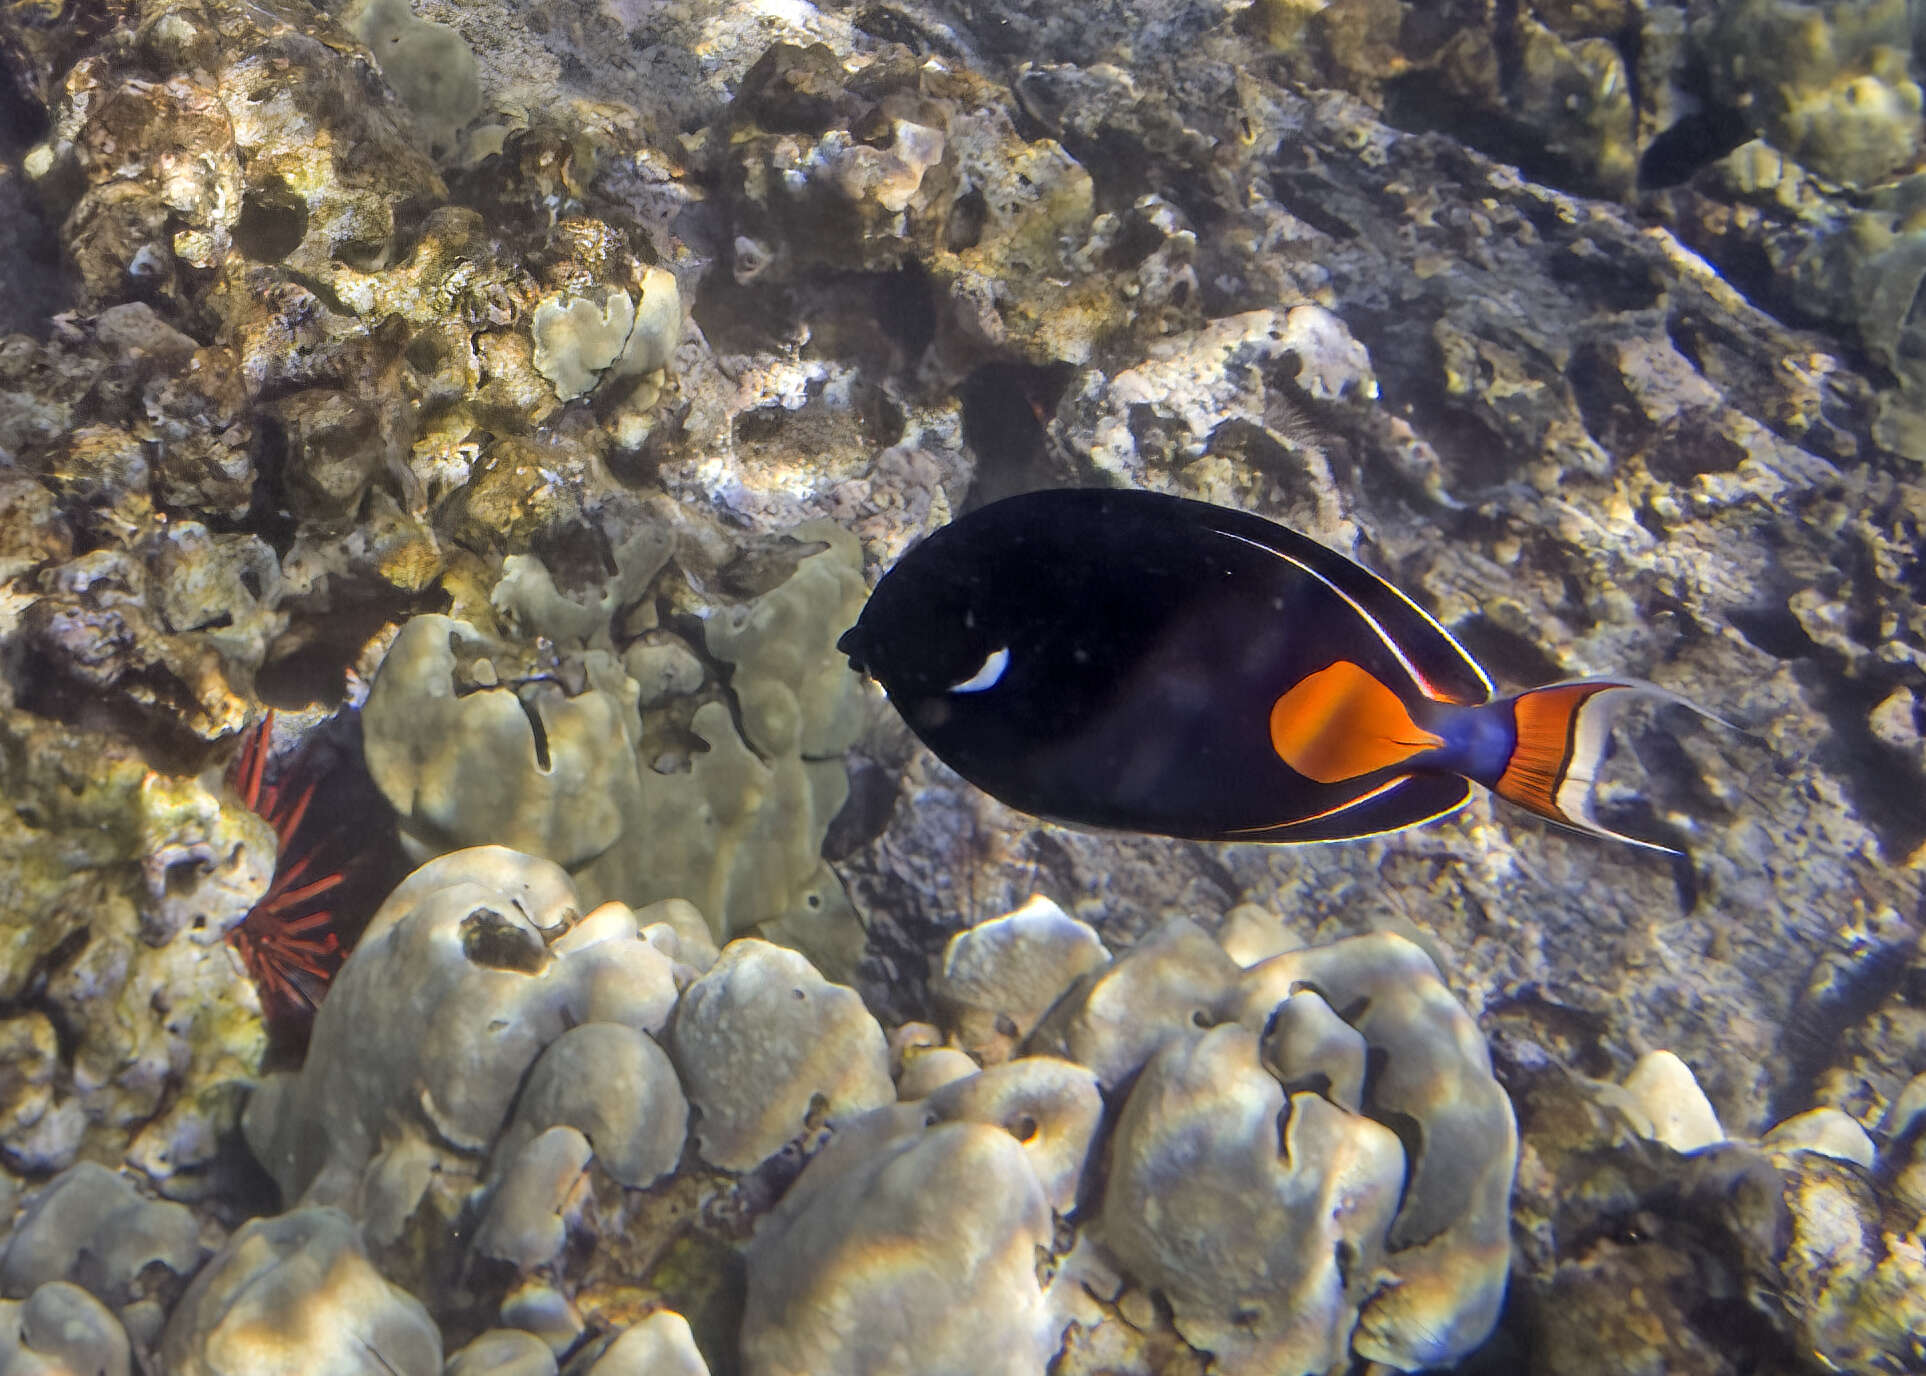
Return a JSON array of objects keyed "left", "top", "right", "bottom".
[
  {"left": 957, "top": 360, "right": 1078, "bottom": 510},
  {"left": 1777, "top": 928, "right": 1917, "bottom": 1121},
  {"left": 1804, "top": 669, "right": 1926, "bottom": 861},
  {"left": 233, "top": 181, "right": 310, "bottom": 263},
  {"left": 1637, "top": 103, "right": 1754, "bottom": 191}
]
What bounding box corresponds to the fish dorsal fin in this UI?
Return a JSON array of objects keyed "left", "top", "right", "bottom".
[{"left": 1208, "top": 509, "right": 1492, "bottom": 706}]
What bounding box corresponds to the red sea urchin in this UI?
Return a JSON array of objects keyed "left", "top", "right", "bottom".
[{"left": 227, "top": 713, "right": 348, "bottom": 1038}]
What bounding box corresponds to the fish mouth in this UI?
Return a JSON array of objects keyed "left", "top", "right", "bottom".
[{"left": 836, "top": 624, "right": 868, "bottom": 674}]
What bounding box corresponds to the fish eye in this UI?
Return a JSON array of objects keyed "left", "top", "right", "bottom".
[{"left": 947, "top": 645, "right": 1010, "bottom": 694}]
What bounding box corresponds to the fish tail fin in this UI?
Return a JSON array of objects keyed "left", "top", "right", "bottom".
[{"left": 1485, "top": 678, "right": 1720, "bottom": 852}]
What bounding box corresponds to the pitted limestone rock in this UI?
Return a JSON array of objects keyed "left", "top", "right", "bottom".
[
  {"left": 1223, "top": 932, "right": 1518, "bottom": 1371},
  {"left": 933, "top": 895, "right": 1109, "bottom": 1065},
  {"left": 1100, "top": 1025, "right": 1406, "bottom": 1376},
  {"left": 159, "top": 1207, "right": 440, "bottom": 1376},
  {"left": 668, "top": 939, "right": 892, "bottom": 1172}
]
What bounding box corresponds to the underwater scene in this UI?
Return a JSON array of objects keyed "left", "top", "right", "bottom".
[{"left": 1, "top": 0, "right": 1924, "bottom": 1371}]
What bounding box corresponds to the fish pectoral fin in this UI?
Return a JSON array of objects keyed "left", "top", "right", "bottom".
[{"left": 1269, "top": 660, "right": 1444, "bottom": 783}]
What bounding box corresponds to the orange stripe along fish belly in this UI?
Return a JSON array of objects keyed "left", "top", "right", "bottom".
[{"left": 837, "top": 487, "right": 1709, "bottom": 850}]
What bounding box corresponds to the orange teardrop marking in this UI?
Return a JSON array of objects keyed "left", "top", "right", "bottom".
[{"left": 1270, "top": 661, "right": 1444, "bottom": 784}]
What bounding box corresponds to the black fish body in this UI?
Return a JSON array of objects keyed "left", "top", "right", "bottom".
[{"left": 839, "top": 488, "right": 1690, "bottom": 848}]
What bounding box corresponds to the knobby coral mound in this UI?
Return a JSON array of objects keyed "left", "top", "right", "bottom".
[
  {"left": 0, "top": 1162, "right": 204, "bottom": 1367},
  {"left": 1224, "top": 934, "right": 1519, "bottom": 1369},
  {"left": 241, "top": 847, "right": 684, "bottom": 1212},
  {"left": 669, "top": 939, "right": 893, "bottom": 1173},
  {"left": 160, "top": 1207, "right": 441, "bottom": 1376},
  {"left": 1100, "top": 1024, "right": 1406, "bottom": 1376},
  {"left": 360, "top": 517, "right": 870, "bottom": 978},
  {"left": 733, "top": 902, "right": 1516, "bottom": 1376}
]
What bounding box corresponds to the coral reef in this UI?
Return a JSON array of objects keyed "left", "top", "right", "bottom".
[
  {"left": 1507, "top": 1042, "right": 1926, "bottom": 1374},
  {"left": 0, "top": 0, "right": 1922, "bottom": 1371},
  {"left": 0, "top": 709, "right": 268, "bottom": 1186},
  {"left": 241, "top": 847, "right": 683, "bottom": 1209},
  {"left": 669, "top": 939, "right": 893, "bottom": 1173},
  {"left": 361, "top": 518, "right": 870, "bottom": 976},
  {"left": 160, "top": 1207, "right": 441, "bottom": 1376}
]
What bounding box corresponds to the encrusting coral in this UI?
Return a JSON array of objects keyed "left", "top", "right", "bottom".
[
  {"left": 669, "top": 939, "right": 894, "bottom": 1173},
  {"left": 160, "top": 1207, "right": 441, "bottom": 1376},
  {"left": 361, "top": 518, "right": 870, "bottom": 977},
  {"left": 0, "top": 1163, "right": 204, "bottom": 1365}
]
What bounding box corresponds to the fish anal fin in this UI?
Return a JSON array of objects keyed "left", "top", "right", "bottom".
[
  {"left": 1271, "top": 660, "right": 1444, "bottom": 784},
  {"left": 1227, "top": 774, "right": 1473, "bottom": 844}
]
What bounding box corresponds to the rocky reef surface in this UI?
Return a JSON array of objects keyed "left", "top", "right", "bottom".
[{"left": 0, "top": 0, "right": 1923, "bottom": 1372}]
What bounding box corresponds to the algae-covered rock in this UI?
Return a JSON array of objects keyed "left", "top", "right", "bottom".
[
  {"left": 1704, "top": 0, "right": 1923, "bottom": 189},
  {"left": 0, "top": 710, "right": 266, "bottom": 1183}
]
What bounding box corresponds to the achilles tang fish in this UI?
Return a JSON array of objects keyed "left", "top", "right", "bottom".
[{"left": 837, "top": 488, "right": 1697, "bottom": 848}]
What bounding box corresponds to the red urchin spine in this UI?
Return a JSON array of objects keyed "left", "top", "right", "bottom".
[{"left": 228, "top": 714, "right": 347, "bottom": 1026}]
